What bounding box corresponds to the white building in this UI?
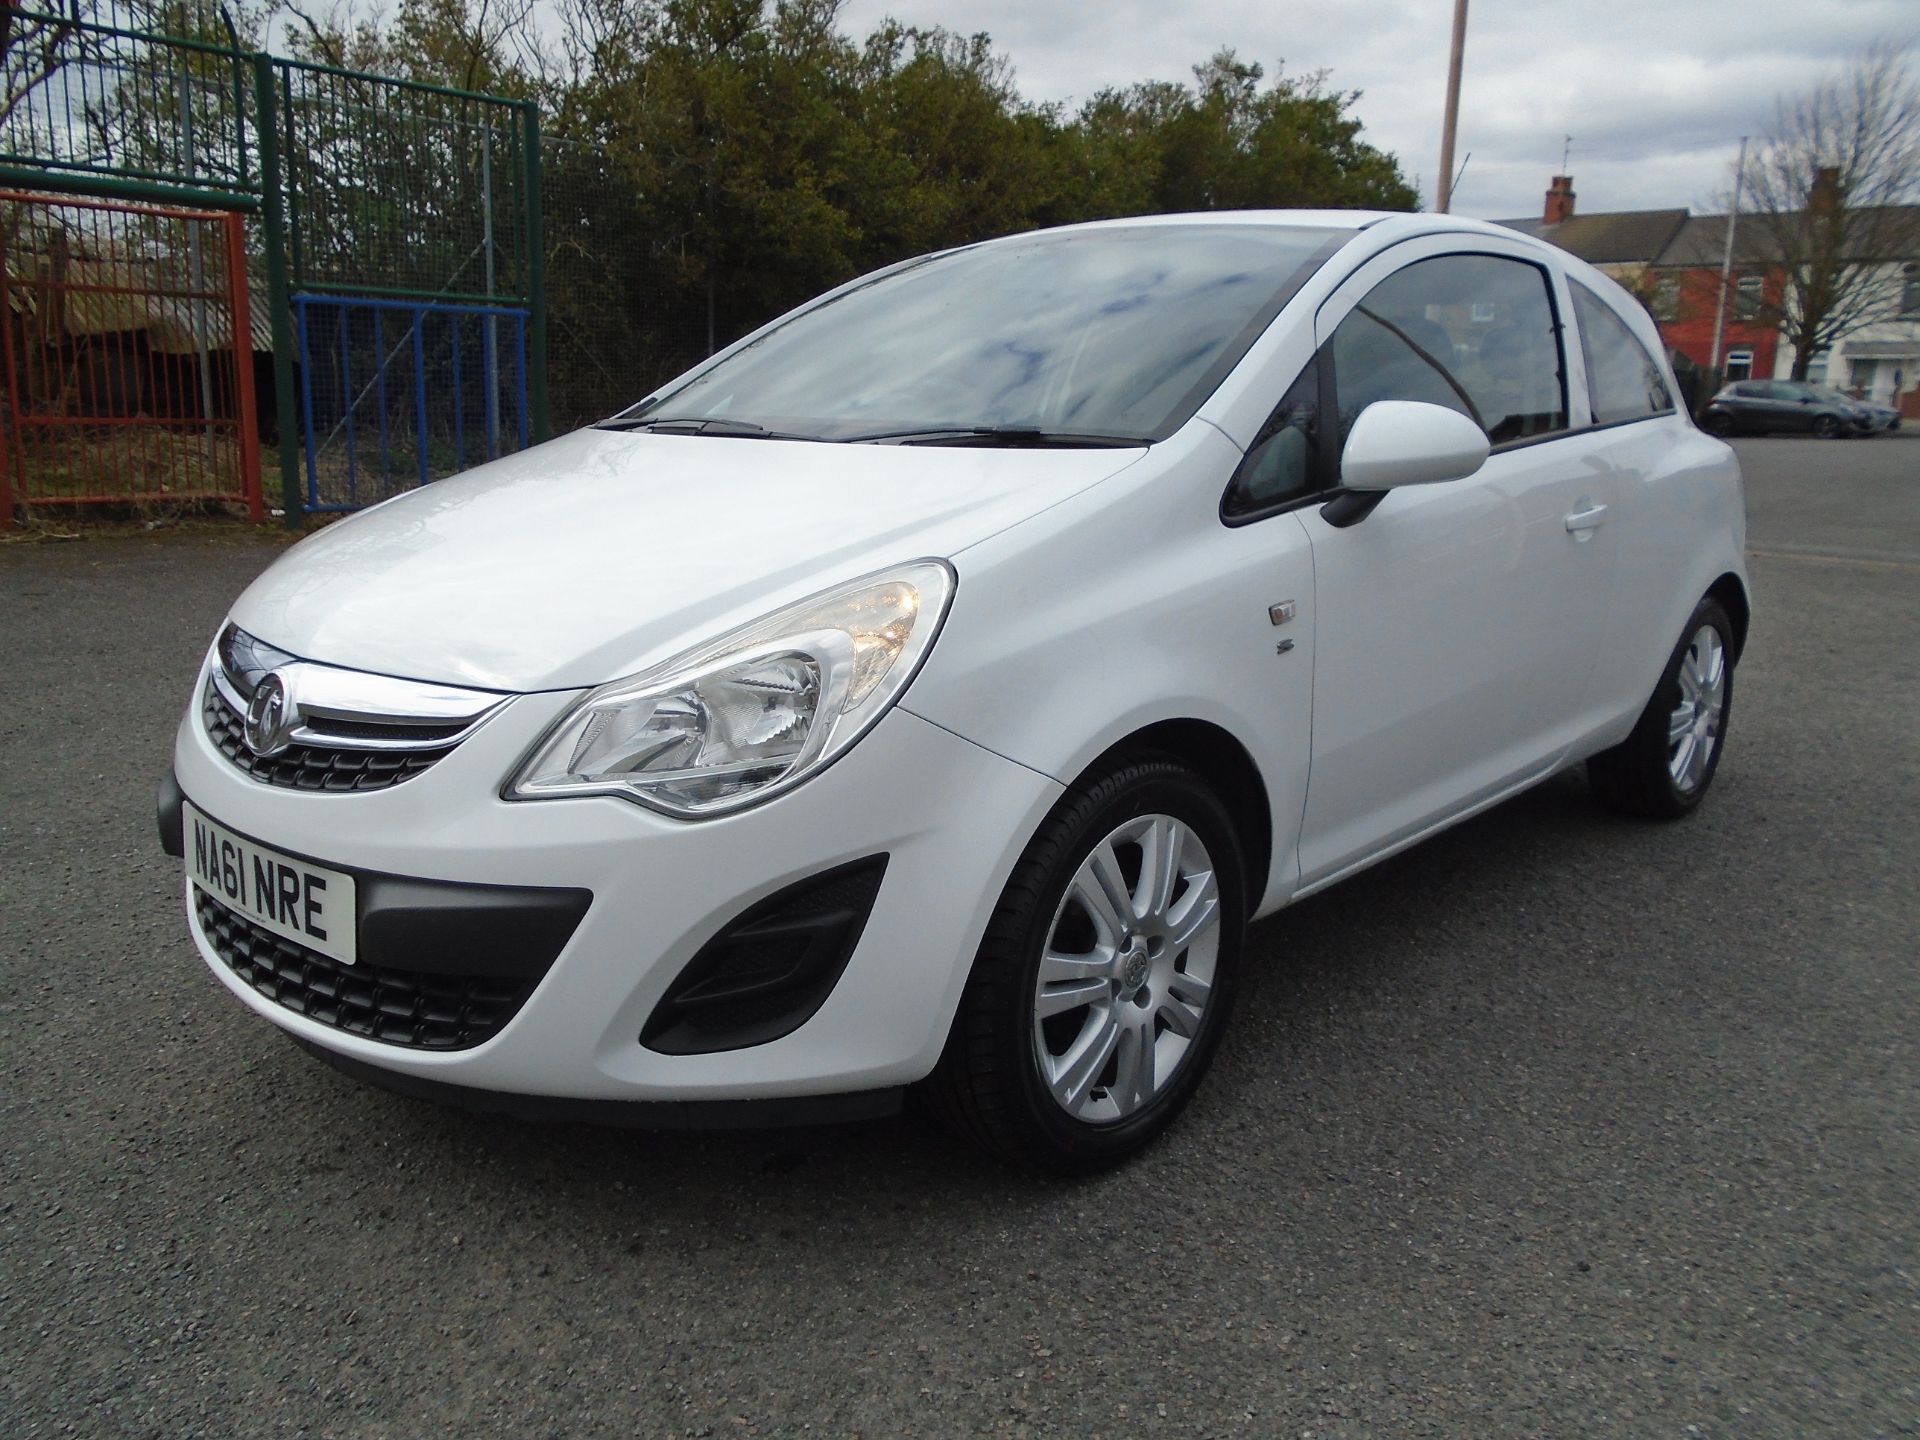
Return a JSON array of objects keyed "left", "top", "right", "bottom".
[{"left": 1789, "top": 261, "right": 1920, "bottom": 407}]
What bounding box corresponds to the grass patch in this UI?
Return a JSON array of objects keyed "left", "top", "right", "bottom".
[{"left": 9, "top": 427, "right": 250, "bottom": 505}]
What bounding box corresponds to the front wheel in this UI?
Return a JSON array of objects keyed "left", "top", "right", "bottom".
[
  {"left": 929, "top": 757, "right": 1246, "bottom": 1173},
  {"left": 1588, "top": 597, "right": 1735, "bottom": 819},
  {"left": 1813, "top": 413, "right": 1842, "bottom": 438}
]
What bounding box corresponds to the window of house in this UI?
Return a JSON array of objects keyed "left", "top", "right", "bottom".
[
  {"left": 1725, "top": 349, "right": 1754, "bottom": 382},
  {"left": 1652, "top": 273, "right": 1682, "bottom": 322},
  {"left": 1331, "top": 253, "right": 1568, "bottom": 450},
  {"left": 1902, "top": 264, "right": 1920, "bottom": 315},
  {"left": 1570, "top": 280, "right": 1675, "bottom": 425},
  {"left": 1735, "top": 274, "right": 1764, "bottom": 320}
]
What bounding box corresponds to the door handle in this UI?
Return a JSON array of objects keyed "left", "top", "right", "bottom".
[{"left": 1564, "top": 503, "right": 1608, "bottom": 534}]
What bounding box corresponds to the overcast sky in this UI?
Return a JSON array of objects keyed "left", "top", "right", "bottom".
[{"left": 835, "top": 0, "right": 1919, "bottom": 221}]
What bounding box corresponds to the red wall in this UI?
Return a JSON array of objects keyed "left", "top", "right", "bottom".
[{"left": 1654, "top": 266, "right": 1784, "bottom": 378}]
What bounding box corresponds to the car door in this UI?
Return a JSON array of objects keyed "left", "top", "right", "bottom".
[
  {"left": 1290, "top": 240, "right": 1622, "bottom": 889},
  {"left": 1563, "top": 275, "right": 1708, "bottom": 733},
  {"left": 1720, "top": 383, "right": 1766, "bottom": 433},
  {"left": 1765, "top": 380, "right": 1817, "bottom": 432}
]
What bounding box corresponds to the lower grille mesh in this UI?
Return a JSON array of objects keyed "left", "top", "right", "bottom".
[{"left": 194, "top": 889, "right": 534, "bottom": 1050}]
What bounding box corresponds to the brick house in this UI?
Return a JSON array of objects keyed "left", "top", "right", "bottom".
[
  {"left": 1639, "top": 213, "right": 1790, "bottom": 384},
  {"left": 1497, "top": 174, "right": 1920, "bottom": 410},
  {"left": 1497, "top": 177, "right": 1783, "bottom": 381}
]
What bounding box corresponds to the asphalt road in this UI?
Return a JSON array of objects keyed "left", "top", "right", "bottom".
[{"left": 2, "top": 435, "right": 1916, "bottom": 1438}]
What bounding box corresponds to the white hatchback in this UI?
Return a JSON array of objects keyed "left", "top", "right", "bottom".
[{"left": 162, "top": 211, "right": 1748, "bottom": 1171}]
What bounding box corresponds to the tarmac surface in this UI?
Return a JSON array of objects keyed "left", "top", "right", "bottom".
[{"left": 2, "top": 433, "right": 1916, "bottom": 1437}]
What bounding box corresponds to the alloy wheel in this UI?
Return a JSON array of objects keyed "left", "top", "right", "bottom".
[
  {"left": 1668, "top": 624, "right": 1727, "bottom": 793},
  {"left": 1031, "top": 813, "right": 1222, "bottom": 1124}
]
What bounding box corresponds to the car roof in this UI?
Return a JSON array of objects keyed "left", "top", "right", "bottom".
[
  {"left": 1035, "top": 209, "right": 1402, "bottom": 233},
  {"left": 1008, "top": 210, "right": 1532, "bottom": 241},
  {"left": 987, "top": 209, "right": 1676, "bottom": 336},
  {"left": 969, "top": 210, "right": 1578, "bottom": 278}
]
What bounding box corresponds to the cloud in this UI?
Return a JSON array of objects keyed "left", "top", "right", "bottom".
[{"left": 835, "top": 0, "right": 1920, "bottom": 218}]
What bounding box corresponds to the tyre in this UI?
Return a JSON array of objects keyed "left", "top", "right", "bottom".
[
  {"left": 1813, "top": 413, "right": 1842, "bottom": 438},
  {"left": 930, "top": 757, "right": 1246, "bottom": 1173},
  {"left": 1701, "top": 411, "right": 1732, "bottom": 437},
  {"left": 1588, "top": 597, "right": 1735, "bottom": 819}
]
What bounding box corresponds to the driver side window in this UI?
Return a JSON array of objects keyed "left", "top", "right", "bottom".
[{"left": 1331, "top": 253, "right": 1568, "bottom": 454}]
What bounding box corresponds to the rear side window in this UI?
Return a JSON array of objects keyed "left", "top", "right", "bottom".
[
  {"left": 1332, "top": 254, "right": 1567, "bottom": 448},
  {"left": 1572, "top": 281, "right": 1674, "bottom": 424}
]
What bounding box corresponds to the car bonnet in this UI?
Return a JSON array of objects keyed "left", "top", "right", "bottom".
[{"left": 228, "top": 426, "right": 1146, "bottom": 692}]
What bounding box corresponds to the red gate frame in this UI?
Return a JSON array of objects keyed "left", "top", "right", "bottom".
[{"left": 0, "top": 193, "right": 262, "bottom": 528}]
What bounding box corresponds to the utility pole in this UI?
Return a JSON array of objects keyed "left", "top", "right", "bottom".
[
  {"left": 1710, "top": 135, "right": 1748, "bottom": 375},
  {"left": 1435, "top": 0, "right": 1469, "bottom": 212}
]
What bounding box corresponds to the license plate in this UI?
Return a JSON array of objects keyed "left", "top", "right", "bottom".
[{"left": 185, "top": 803, "right": 357, "bottom": 965}]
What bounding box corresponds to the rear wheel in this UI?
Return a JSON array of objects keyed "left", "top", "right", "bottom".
[
  {"left": 930, "top": 757, "right": 1246, "bottom": 1173},
  {"left": 1813, "top": 413, "right": 1842, "bottom": 438},
  {"left": 1588, "top": 597, "right": 1735, "bottom": 819}
]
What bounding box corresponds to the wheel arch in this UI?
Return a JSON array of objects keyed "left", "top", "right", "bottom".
[
  {"left": 1705, "top": 571, "right": 1751, "bottom": 660},
  {"left": 1079, "top": 718, "right": 1274, "bottom": 915}
]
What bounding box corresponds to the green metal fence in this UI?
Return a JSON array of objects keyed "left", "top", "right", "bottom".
[
  {"left": 0, "top": 6, "right": 253, "bottom": 204},
  {"left": 0, "top": 4, "right": 545, "bottom": 526}
]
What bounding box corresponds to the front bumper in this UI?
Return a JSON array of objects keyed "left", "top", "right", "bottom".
[{"left": 169, "top": 682, "right": 1061, "bottom": 1104}]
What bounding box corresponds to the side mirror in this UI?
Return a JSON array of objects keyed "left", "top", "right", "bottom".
[{"left": 1338, "top": 400, "right": 1491, "bottom": 492}]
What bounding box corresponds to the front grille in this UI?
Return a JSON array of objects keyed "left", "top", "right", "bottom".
[
  {"left": 195, "top": 889, "right": 535, "bottom": 1050},
  {"left": 203, "top": 684, "right": 454, "bottom": 793}
]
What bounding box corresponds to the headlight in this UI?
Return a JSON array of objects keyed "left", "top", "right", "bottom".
[{"left": 507, "top": 561, "right": 954, "bottom": 817}]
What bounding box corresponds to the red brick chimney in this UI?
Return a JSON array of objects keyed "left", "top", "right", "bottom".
[
  {"left": 1544, "top": 175, "right": 1576, "bottom": 225},
  {"left": 1809, "top": 166, "right": 1841, "bottom": 217}
]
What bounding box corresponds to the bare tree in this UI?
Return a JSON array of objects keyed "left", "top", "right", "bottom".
[{"left": 1736, "top": 42, "right": 1920, "bottom": 379}]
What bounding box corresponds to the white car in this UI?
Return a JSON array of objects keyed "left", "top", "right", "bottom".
[{"left": 160, "top": 211, "right": 1748, "bottom": 1171}]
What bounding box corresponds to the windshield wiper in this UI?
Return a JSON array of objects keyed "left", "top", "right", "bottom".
[
  {"left": 849, "top": 425, "right": 1151, "bottom": 448},
  {"left": 594, "top": 415, "right": 822, "bottom": 441}
]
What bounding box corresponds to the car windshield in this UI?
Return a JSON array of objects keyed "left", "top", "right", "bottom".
[{"left": 617, "top": 224, "right": 1352, "bottom": 444}]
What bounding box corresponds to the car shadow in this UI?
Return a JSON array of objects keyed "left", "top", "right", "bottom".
[{"left": 292, "top": 768, "right": 1660, "bottom": 1231}]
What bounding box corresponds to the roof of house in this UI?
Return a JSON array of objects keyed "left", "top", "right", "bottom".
[
  {"left": 1495, "top": 209, "right": 1689, "bottom": 265},
  {"left": 1653, "top": 215, "right": 1783, "bottom": 268},
  {"left": 1499, "top": 201, "right": 1920, "bottom": 269}
]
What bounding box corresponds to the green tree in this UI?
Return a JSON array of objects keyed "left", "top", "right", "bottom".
[
  {"left": 1068, "top": 50, "right": 1418, "bottom": 217},
  {"left": 277, "top": 0, "right": 1422, "bottom": 414}
]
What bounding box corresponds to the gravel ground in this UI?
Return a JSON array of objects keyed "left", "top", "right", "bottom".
[{"left": 2, "top": 436, "right": 1915, "bottom": 1437}]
